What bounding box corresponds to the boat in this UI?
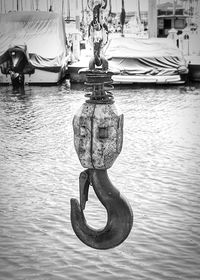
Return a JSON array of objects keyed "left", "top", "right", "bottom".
[
  {"left": 176, "top": 27, "right": 200, "bottom": 82},
  {"left": 68, "top": 35, "right": 188, "bottom": 85},
  {"left": 187, "top": 55, "right": 200, "bottom": 82},
  {"left": 157, "top": 0, "right": 200, "bottom": 82},
  {"left": 0, "top": 11, "right": 68, "bottom": 85},
  {"left": 180, "top": 2, "right": 200, "bottom": 82},
  {"left": 67, "top": 0, "right": 188, "bottom": 85},
  {"left": 104, "top": 36, "right": 188, "bottom": 85}
]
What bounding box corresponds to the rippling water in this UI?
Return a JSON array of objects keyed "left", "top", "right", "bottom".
[{"left": 0, "top": 81, "right": 200, "bottom": 280}]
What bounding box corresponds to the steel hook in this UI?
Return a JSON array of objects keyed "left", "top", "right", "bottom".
[{"left": 70, "top": 169, "right": 133, "bottom": 249}]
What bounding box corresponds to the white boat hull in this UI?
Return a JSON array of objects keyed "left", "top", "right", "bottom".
[
  {"left": 0, "top": 67, "right": 66, "bottom": 85},
  {"left": 112, "top": 74, "right": 185, "bottom": 84}
]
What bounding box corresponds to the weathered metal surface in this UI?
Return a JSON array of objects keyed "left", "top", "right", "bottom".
[
  {"left": 70, "top": 169, "right": 133, "bottom": 250},
  {"left": 70, "top": 0, "right": 133, "bottom": 251},
  {"left": 73, "top": 102, "right": 123, "bottom": 169}
]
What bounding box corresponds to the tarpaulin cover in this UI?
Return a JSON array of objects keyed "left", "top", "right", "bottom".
[
  {"left": 0, "top": 11, "right": 66, "bottom": 69},
  {"left": 104, "top": 37, "right": 188, "bottom": 76}
]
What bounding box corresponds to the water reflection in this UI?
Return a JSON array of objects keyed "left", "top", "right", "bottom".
[{"left": 0, "top": 81, "right": 200, "bottom": 280}]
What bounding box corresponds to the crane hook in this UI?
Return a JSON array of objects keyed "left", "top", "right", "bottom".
[{"left": 70, "top": 169, "right": 133, "bottom": 250}]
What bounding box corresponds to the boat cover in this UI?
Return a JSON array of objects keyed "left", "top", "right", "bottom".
[
  {"left": 104, "top": 37, "right": 188, "bottom": 76},
  {"left": 0, "top": 11, "right": 66, "bottom": 69}
]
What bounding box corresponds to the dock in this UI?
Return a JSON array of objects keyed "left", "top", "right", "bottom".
[{"left": 186, "top": 56, "right": 200, "bottom": 82}]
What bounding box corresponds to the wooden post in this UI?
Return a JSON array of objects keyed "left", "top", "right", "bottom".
[{"left": 148, "top": 0, "right": 157, "bottom": 38}]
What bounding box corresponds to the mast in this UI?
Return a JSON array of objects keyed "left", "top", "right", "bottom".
[
  {"left": 173, "top": 0, "right": 176, "bottom": 16},
  {"left": 81, "top": 0, "right": 84, "bottom": 24},
  {"left": 31, "top": 0, "right": 34, "bottom": 11},
  {"left": 36, "top": 0, "right": 39, "bottom": 10},
  {"left": 76, "top": 0, "right": 80, "bottom": 30},
  {"left": 62, "top": 0, "right": 65, "bottom": 15},
  {"left": 67, "top": 0, "right": 70, "bottom": 20},
  {"left": 109, "top": 0, "right": 112, "bottom": 15},
  {"left": 0, "top": 0, "right": 3, "bottom": 13},
  {"left": 148, "top": 0, "right": 157, "bottom": 38},
  {"left": 137, "top": 0, "right": 141, "bottom": 22},
  {"left": 120, "top": 0, "right": 126, "bottom": 36}
]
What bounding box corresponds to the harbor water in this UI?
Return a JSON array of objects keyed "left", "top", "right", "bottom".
[{"left": 0, "top": 81, "right": 200, "bottom": 280}]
